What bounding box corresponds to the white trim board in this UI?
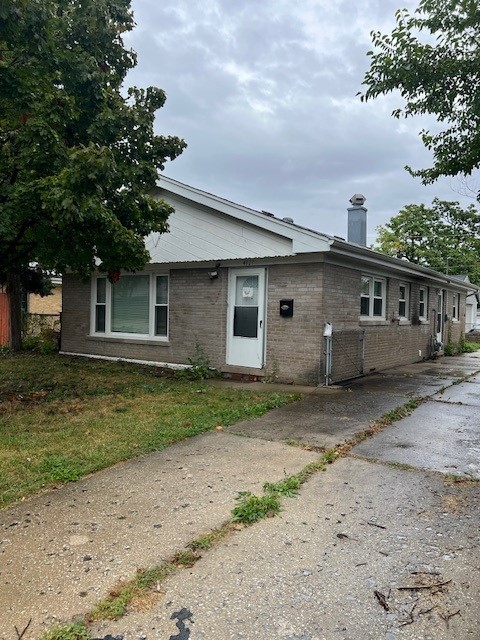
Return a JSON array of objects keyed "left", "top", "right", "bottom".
[{"left": 59, "top": 351, "right": 190, "bottom": 370}]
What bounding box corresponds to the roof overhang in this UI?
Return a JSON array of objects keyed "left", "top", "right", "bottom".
[
  {"left": 155, "top": 176, "right": 333, "bottom": 255},
  {"left": 154, "top": 176, "right": 478, "bottom": 293},
  {"left": 330, "top": 239, "right": 478, "bottom": 292}
]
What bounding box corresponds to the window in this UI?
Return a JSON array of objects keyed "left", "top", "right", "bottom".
[
  {"left": 419, "top": 287, "right": 428, "bottom": 320},
  {"left": 398, "top": 283, "right": 410, "bottom": 319},
  {"left": 452, "top": 292, "right": 459, "bottom": 320},
  {"left": 111, "top": 275, "right": 150, "bottom": 334},
  {"left": 155, "top": 276, "right": 169, "bottom": 336},
  {"left": 92, "top": 273, "right": 169, "bottom": 339},
  {"left": 95, "top": 277, "right": 107, "bottom": 332},
  {"left": 360, "top": 276, "right": 386, "bottom": 319}
]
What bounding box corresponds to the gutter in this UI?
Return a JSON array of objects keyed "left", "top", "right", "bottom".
[{"left": 330, "top": 239, "right": 478, "bottom": 293}]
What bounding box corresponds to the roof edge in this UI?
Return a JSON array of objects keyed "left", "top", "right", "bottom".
[
  {"left": 155, "top": 175, "right": 333, "bottom": 247},
  {"left": 331, "top": 239, "right": 478, "bottom": 291}
]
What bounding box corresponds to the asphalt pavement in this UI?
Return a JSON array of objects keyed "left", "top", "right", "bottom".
[{"left": 1, "top": 353, "right": 479, "bottom": 640}]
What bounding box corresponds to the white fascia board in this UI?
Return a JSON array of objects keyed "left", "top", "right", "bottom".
[
  {"left": 156, "top": 176, "right": 333, "bottom": 255},
  {"left": 331, "top": 241, "right": 477, "bottom": 292}
]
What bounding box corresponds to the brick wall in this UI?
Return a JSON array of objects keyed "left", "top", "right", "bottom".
[
  {"left": 61, "top": 269, "right": 228, "bottom": 368},
  {"left": 265, "top": 263, "right": 324, "bottom": 385},
  {"left": 168, "top": 267, "right": 227, "bottom": 367},
  {"left": 321, "top": 264, "right": 467, "bottom": 381},
  {"left": 322, "top": 263, "right": 360, "bottom": 330},
  {"left": 61, "top": 263, "right": 468, "bottom": 386}
]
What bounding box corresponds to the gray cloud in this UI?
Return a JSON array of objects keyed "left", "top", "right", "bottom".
[{"left": 124, "top": 0, "right": 478, "bottom": 245}]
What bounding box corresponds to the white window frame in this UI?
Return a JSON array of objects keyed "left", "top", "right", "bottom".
[
  {"left": 398, "top": 283, "right": 410, "bottom": 320},
  {"left": 419, "top": 286, "right": 428, "bottom": 321},
  {"left": 90, "top": 273, "right": 169, "bottom": 340},
  {"left": 452, "top": 292, "right": 459, "bottom": 321},
  {"left": 360, "top": 275, "right": 386, "bottom": 320}
]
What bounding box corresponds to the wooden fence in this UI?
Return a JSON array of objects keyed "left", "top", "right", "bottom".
[{"left": 0, "top": 293, "right": 9, "bottom": 345}]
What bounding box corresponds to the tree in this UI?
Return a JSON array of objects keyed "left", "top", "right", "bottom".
[
  {"left": 375, "top": 199, "right": 480, "bottom": 284},
  {"left": 0, "top": 0, "right": 186, "bottom": 349},
  {"left": 361, "top": 0, "right": 480, "bottom": 190}
]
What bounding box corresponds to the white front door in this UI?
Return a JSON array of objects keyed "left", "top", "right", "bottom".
[{"left": 226, "top": 268, "right": 266, "bottom": 369}]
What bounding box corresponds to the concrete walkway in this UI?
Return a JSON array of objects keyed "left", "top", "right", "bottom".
[{"left": 1, "top": 353, "right": 479, "bottom": 640}]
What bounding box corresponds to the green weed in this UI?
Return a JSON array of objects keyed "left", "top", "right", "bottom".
[
  {"left": 376, "top": 397, "right": 423, "bottom": 426},
  {"left": 460, "top": 340, "right": 480, "bottom": 353},
  {"left": 89, "top": 564, "right": 175, "bottom": 621},
  {"left": 39, "top": 622, "right": 90, "bottom": 640},
  {"left": 444, "top": 473, "right": 479, "bottom": 485},
  {"left": 133, "top": 564, "right": 175, "bottom": 589},
  {"left": 171, "top": 550, "right": 199, "bottom": 567},
  {"left": 90, "top": 589, "right": 132, "bottom": 621},
  {"left": 386, "top": 461, "right": 415, "bottom": 471},
  {"left": 322, "top": 449, "right": 339, "bottom": 464},
  {"left": 188, "top": 524, "right": 231, "bottom": 551},
  {"left": 176, "top": 340, "right": 220, "bottom": 380},
  {"left": 232, "top": 491, "right": 281, "bottom": 524},
  {"left": 444, "top": 342, "right": 457, "bottom": 356},
  {"left": 263, "top": 475, "right": 301, "bottom": 497},
  {"left": 297, "top": 459, "right": 327, "bottom": 482}
]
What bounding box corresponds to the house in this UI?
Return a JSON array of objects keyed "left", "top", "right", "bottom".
[
  {"left": 28, "top": 276, "right": 62, "bottom": 316},
  {"left": 60, "top": 177, "right": 474, "bottom": 385},
  {"left": 450, "top": 275, "right": 478, "bottom": 333}
]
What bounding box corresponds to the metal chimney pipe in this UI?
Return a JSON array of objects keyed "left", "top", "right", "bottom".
[{"left": 347, "top": 194, "right": 367, "bottom": 246}]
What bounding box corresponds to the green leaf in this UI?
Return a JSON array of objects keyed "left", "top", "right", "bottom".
[
  {"left": 360, "top": 0, "right": 480, "bottom": 189},
  {"left": 0, "top": 0, "right": 186, "bottom": 348}
]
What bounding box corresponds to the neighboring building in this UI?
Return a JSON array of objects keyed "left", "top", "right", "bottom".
[
  {"left": 450, "top": 275, "right": 478, "bottom": 333},
  {"left": 28, "top": 277, "right": 62, "bottom": 316},
  {"left": 0, "top": 277, "right": 62, "bottom": 346},
  {"left": 60, "top": 177, "right": 474, "bottom": 385}
]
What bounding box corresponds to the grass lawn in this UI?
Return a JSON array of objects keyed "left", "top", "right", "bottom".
[{"left": 0, "top": 353, "right": 300, "bottom": 508}]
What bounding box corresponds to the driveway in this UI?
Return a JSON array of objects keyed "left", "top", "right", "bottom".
[{"left": 1, "top": 353, "right": 479, "bottom": 640}]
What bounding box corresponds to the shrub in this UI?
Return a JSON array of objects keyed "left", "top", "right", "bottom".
[
  {"left": 22, "top": 313, "right": 60, "bottom": 353},
  {"left": 177, "top": 340, "right": 219, "bottom": 380}
]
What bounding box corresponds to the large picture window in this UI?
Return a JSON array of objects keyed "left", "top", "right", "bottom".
[
  {"left": 360, "top": 276, "right": 386, "bottom": 319},
  {"left": 92, "top": 273, "right": 169, "bottom": 339}
]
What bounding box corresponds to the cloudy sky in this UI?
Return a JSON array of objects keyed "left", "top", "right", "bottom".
[{"left": 124, "top": 0, "right": 477, "bottom": 245}]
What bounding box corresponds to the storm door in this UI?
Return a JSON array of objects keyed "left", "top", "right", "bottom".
[{"left": 226, "top": 268, "right": 266, "bottom": 368}]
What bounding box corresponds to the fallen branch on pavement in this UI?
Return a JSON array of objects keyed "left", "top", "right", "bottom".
[
  {"left": 14, "top": 619, "right": 32, "bottom": 640},
  {"left": 374, "top": 590, "right": 390, "bottom": 611},
  {"left": 397, "top": 579, "right": 451, "bottom": 591},
  {"left": 439, "top": 609, "right": 461, "bottom": 627}
]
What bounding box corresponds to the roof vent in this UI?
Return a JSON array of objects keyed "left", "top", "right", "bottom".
[
  {"left": 282, "top": 217, "right": 294, "bottom": 224},
  {"left": 261, "top": 210, "right": 275, "bottom": 218},
  {"left": 349, "top": 194, "right": 366, "bottom": 206}
]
